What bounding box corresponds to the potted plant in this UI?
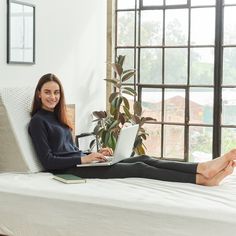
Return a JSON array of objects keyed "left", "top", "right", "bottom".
[{"left": 92, "top": 55, "right": 156, "bottom": 155}]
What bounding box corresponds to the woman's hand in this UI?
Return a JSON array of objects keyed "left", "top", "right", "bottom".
[
  {"left": 81, "top": 152, "right": 107, "bottom": 164},
  {"left": 99, "top": 147, "right": 113, "bottom": 156}
]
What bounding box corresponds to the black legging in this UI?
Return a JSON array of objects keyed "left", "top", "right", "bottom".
[{"left": 57, "top": 155, "right": 198, "bottom": 184}]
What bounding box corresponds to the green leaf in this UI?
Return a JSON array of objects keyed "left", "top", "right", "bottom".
[
  {"left": 112, "top": 63, "right": 123, "bottom": 77},
  {"left": 143, "top": 117, "right": 156, "bottom": 121},
  {"left": 142, "top": 142, "right": 147, "bottom": 150},
  {"left": 104, "top": 78, "right": 119, "bottom": 85},
  {"left": 133, "top": 136, "right": 142, "bottom": 147},
  {"left": 123, "top": 106, "right": 132, "bottom": 119},
  {"left": 123, "top": 87, "right": 137, "bottom": 96},
  {"left": 114, "top": 110, "right": 120, "bottom": 120},
  {"left": 89, "top": 139, "right": 96, "bottom": 150},
  {"left": 140, "top": 117, "right": 157, "bottom": 126},
  {"left": 132, "top": 114, "right": 141, "bottom": 124},
  {"left": 115, "top": 96, "right": 123, "bottom": 110},
  {"left": 101, "top": 130, "right": 106, "bottom": 144},
  {"left": 121, "top": 71, "right": 135, "bottom": 82},
  {"left": 104, "top": 132, "right": 110, "bottom": 146},
  {"left": 122, "top": 90, "right": 134, "bottom": 96},
  {"left": 110, "top": 97, "right": 122, "bottom": 117},
  {"left": 110, "top": 106, "right": 115, "bottom": 116},
  {"left": 93, "top": 111, "right": 107, "bottom": 119},
  {"left": 92, "top": 118, "right": 101, "bottom": 123},
  {"left": 123, "top": 69, "right": 135, "bottom": 74},
  {"left": 119, "top": 113, "right": 126, "bottom": 124},
  {"left": 98, "top": 128, "right": 104, "bottom": 137},
  {"left": 114, "top": 83, "right": 122, "bottom": 89},
  {"left": 136, "top": 145, "right": 145, "bottom": 155},
  {"left": 106, "top": 116, "right": 116, "bottom": 125},
  {"left": 108, "top": 133, "right": 117, "bottom": 150},
  {"left": 111, "top": 96, "right": 118, "bottom": 109},
  {"left": 133, "top": 101, "right": 142, "bottom": 116},
  {"left": 123, "top": 96, "right": 130, "bottom": 110},
  {"left": 93, "top": 124, "right": 103, "bottom": 135},
  {"left": 140, "top": 133, "right": 147, "bottom": 140},
  {"left": 108, "top": 120, "right": 119, "bottom": 130},
  {"left": 117, "top": 55, "right": 125, "bottom": 67},
  {"left": 139, "top": 127, "right": 146, "bottom": 133},
  {"left": 109, "top": 92, "right": 119, "bottom": 103},
  {"left": 110, "top": 99, "right": 117, "bottom": 115},
  {"left": 111, "top": 134, "right": 117, "bottom": 150}
]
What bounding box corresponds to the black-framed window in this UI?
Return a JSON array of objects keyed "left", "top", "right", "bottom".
[{"left": 115, "top": 0, "right": 236, "bottom": 162}]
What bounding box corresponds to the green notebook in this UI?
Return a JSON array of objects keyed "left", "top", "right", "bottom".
[{"left": 53, "top": 174, "right": 86, "bottom": 184}]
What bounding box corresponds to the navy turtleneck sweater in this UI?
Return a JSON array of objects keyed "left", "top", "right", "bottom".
[{"left": 28, "top": 109, "right": 85, "bottom": 171}]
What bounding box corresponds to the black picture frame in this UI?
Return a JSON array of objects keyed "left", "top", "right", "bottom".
[{"left": 7, "top": 0, "right": 35, "bottom": 64}]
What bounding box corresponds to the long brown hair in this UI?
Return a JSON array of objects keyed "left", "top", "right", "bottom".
[{"left": 31, "top": 73, "right": 72, "bottom": 129}]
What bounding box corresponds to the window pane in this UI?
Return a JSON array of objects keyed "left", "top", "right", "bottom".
[
  {"left": 163, "top": 125, "right": 184, "bottom": 159},
  {"left": 191, "top": 8, "right": 215, "bottom": 45},
  {"left": 190, "top": 48, "right": 214, "bottom": 85},
  {"left": 164, "top": 89, "right": 185, "bottom": 123},
  {"left": 143, "top": 124, "right": 161, "bottom": 157},
  {"left": 166, "top": 0, "right": 187, "bottom": 5},
  {"left": 191, "top": 0, "right": 215, "bottom": 6},
  {"left": 117, "top": 11, "right": 135, "bottom": 46},
  {"left": 165, "top": 9, "right": 188, "bottom": 46},
  {"left": 223, "top": 47, "right": 236, "bottom": 85},
  {"left": 141, "top": 10, "right": 163, "bottom": 46},
  {"left": 224, "top": 6, "right": 236, "bottom": 45},
  {"left": 142, "top": 88, "right": 162, "bottom": 121},
  {"left": 142, "top": 0, "right": 163, "bottom": 6},
  {"left": 224, "top": 0, "right": 236, "bottom": 4},
  {"left": 117, "top": 0, "right": 135, "bottom": 9},
  {"left": 140, "top": 49, "right": 162, "bottom": 84},
  {"left": 189, "top": 88, "right": 213, "bottom": 124},
  {"left": 189, "top": 126, "right": 213, "bottom": 162},
  {"left": 221, "top": 128, "right": 236, "bottom": 154},
  {"left": 222, "top": 88, "right": 236, "bottom": 125},
  {"left": 165, "top": 48, "right": 187, "bottom": 84}
]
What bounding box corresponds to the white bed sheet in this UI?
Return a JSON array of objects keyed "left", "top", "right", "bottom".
[{"left": 0, "top": 171, "right": 236, "bottom": 236}]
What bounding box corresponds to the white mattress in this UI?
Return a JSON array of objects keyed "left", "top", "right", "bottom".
[{"left": 0, "top": 171, "right": 236, "bottom": 236}]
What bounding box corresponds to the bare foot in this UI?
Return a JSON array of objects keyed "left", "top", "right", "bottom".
[
  {"left": 197, "top": 161, "right": 234, "bottom": 186},
  {"left": 197, "top": 149, "right": 236, "bottom": 178},
  {"left": 232, "top": 161, "right": 236, "bottom": 168}
]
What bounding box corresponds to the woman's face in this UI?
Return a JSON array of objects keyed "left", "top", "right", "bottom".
[{"left": 38, "top": 81, "right": 60, "bottom": 111}]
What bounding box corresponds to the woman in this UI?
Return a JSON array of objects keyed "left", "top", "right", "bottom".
[{"left": 28, "top": 73, "right": 236, "bottom": 186}]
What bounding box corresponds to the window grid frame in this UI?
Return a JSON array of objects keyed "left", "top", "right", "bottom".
[{"left": 114, "top": 0, "right": 236, "bottom": 160}]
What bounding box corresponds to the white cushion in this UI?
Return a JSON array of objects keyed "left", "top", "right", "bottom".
[{"left": 0, "top": 87, "right": 44, "bottom": 172}]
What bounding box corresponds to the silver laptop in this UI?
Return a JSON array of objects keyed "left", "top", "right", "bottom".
[{"left": 77, "top": 124, "right": 139, "bottom": 167}]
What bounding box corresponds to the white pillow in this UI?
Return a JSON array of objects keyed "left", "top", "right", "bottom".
[{"left": 0, "top": 87, "right": 44, "bottom": 172}]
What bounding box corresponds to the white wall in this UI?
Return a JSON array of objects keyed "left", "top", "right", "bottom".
[{"left": 0, "top": 0, "right": 107, "bottom": 133}]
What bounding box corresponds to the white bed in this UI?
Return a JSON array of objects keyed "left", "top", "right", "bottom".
[
  {"left": 0, "top": 172, "right": 236, "bottom": 236},
  {"left": 1, "top": 88, "right": 236, "bottom": 236}
]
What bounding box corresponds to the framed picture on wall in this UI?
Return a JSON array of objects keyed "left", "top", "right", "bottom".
[{"left": 7, "top": 0, "right": 35, "bottom": 64}]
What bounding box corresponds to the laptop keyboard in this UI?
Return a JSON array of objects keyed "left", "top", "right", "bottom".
[
  {"left": 104, "top": 156, "right": 114, "bottom": 162},
  {"left": 91, "top": 156, "right": 114, "bottom": 163}
]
